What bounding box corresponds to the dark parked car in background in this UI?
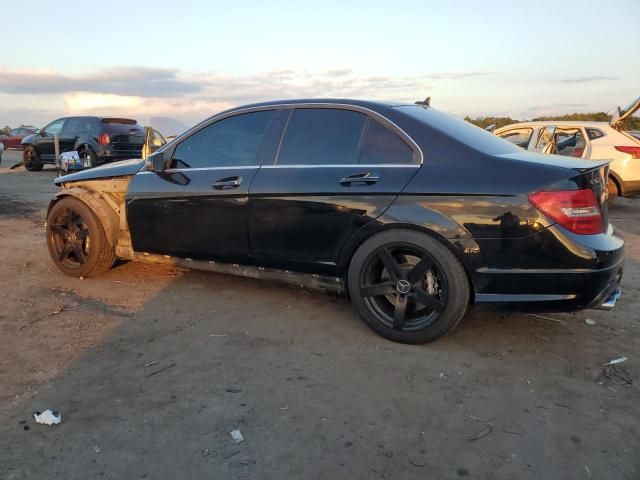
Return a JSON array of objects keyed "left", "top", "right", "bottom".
[
  {"left": 45, "top": 99, "right": 624, "bottom": 344},
  {"left": 0, "top": 127, "right": 36, "bottom": 150},
  {"left": 21, "top": 117, "right": 147, "bottom": 171}
]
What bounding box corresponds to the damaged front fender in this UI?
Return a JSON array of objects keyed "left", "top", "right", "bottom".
[{"left": 48, "top": 177, "right": 135, "bottom": 259}]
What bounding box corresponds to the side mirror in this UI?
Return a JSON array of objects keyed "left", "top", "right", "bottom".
[
  {"left": 39, "top": 129, "right": 46, "bottom": 137},
  {"left": 145, "top": 153, "right": 166, "bottom": 172}
]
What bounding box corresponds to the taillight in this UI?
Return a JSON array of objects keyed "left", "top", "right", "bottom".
[
  {"left": 98, "top": 133, "right": 110, "bottom": 145},
  {"left": 615, "top": 146, "right": 640, "bottom": 158},
  {"left": 529, "top": 189, "right": 603, "bottom": 235}
]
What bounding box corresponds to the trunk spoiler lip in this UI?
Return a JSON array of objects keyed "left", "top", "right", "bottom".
[
  {"left": 572, "top": 159, "right": 611, "bottom": 173},
  {"left": 496, "top": 151, "right": 610, "bottom": 171},
  {"left": 610, "top": 96, "right": 640, "bottom": 131}
]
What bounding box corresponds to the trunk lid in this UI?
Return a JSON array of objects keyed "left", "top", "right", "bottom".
[
  {"left": 500, "top": 151, "right": 611, "bottom": 230},
  {"left": 578, "top": 163, "right": 610, "bottom": 230},
  {"left": 610, "top": 96, "right": 640, "bottom": 131}
]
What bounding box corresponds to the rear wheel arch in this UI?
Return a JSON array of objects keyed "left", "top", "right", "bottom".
[
  {"left": 608, "top": 170, "right": 623, "bottom": 196},
  {"left": 346, "top": 227, "right": 471, "bottom": 343},
  {"left": 341, "top": 223, "right": 477, "bottom": 300}
]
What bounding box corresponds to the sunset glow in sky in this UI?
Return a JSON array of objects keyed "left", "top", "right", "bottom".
[{"left": 1, "top": 0, "right": 638, "bottom": 129}]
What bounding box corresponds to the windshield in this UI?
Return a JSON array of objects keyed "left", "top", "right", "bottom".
[{"left": 395, "top": 105, "right": 523, "bottom": 155}]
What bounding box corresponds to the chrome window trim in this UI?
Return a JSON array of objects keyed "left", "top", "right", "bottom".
[
  {"left": 261, "top": 164, "right": 420, "bottom": 169},
  {"left": 138, "top": 165, "right": 261, "bottom": 174},
  {"left": 137, "top": 164, "right": 419, "bottom": 175},
  {"left": 161, "top": 102, "right": 424, "bottom": 167}
]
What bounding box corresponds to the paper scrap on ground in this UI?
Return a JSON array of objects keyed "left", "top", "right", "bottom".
[
  {"left": 33, "top": 410, "right": 61, "bottom": 425},
  {"left": 230, "top": 429, "right": 244, "bottom": 443}
]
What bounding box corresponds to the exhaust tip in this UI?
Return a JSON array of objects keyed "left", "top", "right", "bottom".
[{"left": 595, "top": 287, "right": 622, "bottom": 311}]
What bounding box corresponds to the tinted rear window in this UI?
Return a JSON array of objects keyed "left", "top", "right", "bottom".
[
  {"left": 396, "top": 106, "right": 522, "bottom": 155},
  {"left": 359, "top": 119, "right": 416, "bottom": 164},
  {"left": 277, "top": 108, "right": 367, "bottom": 165}
]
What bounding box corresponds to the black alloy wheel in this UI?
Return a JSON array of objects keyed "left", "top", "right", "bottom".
[
  {"left": 46, "top": 197, "right": 116, "bottom": 277},
  {"left": 348, "top": 230, "right": 469, "bottom": 344},
  {"left": 48, "top": 207, "right": 91, "bottom": 268},
  {"left": 360, "top": 243, "right": 447, "bottom": 332}
]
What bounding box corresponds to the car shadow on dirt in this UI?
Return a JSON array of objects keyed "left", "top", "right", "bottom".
[{"left": 1, "top": 253, "right": 638, "bottom": 480}]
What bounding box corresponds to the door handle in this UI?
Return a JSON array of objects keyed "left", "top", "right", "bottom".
[
  {"left": 339, "top": 172, "right": 380, "bottom": 186},
  {"left": 212, "top": 176, "right": 243, "bottom": 189}
]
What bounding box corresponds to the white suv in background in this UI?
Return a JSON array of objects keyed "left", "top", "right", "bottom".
[{"left": 494, "top": 97, "right": 640, "bottom": 203}]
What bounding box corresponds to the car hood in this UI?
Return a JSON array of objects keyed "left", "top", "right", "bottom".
[
  {"left": 498, "top": 151, "right": 610, "bottom": 171},
  {"left": 54, "top": 158, "right": 145, "bottom": 185},
  {"left": 21, "top": 133, "right": 38, "bottom": 144}
]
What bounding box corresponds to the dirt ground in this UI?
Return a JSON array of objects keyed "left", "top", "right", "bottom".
[{"left": 0, "top": 149, "right": 638, "bottom": 479}]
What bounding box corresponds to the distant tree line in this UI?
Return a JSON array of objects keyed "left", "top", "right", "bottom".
[{"left": 465, "top": 113, "right": 640, "bottom": 130}]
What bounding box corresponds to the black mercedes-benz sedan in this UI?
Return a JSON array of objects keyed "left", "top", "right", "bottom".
[{"left": 45, "top": 99, "right": 624, "bottom": 343}]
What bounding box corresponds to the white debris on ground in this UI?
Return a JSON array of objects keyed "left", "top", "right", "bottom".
[
  {"left": 230, "top": 429, "right": 244, "bottom": 443},
  {"left": 33, "top": 410, "right": 61, "bottom": 425},
  {"left": 603, "top": 357, "right": 628, "bottom": 366}
]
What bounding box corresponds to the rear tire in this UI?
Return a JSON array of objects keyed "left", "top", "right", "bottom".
[
  {"left": 607, "top": 178, "right": 619, "bottom": 206},
  {"left": 348, "top": 229, "right": 470, "bottom": 344},
  {"left": 46, "top": 197, "right": 116, "bottom": 277},
  {"left": 23, "top": 146, "right": 43, "bottom": 171}
]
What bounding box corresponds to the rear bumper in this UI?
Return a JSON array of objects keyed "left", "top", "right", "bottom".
[
  {"left": 474, "top": 259, "right": 624, "bottom": 310},
  {"left": 472, "top": 224, "right": 625, "bottom": 311},
  {"left": 621, "top": 180, "right": 640, "bottom": 196}
]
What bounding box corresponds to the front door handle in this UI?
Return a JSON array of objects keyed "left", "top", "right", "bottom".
[
  {"left": 339, "top": 172, "right": 380, "bottom": 186},
  {"left": 212, "top": 176, "right": 243, "bottom": 189}
]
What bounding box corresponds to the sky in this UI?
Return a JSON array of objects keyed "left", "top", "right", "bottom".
[{"left": 0, "top": 0, "right": 638, "bottom": 131}]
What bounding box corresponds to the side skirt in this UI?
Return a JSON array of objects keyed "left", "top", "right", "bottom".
[{"left": 133, "top": 252, "right": 345, "bottom": 292}]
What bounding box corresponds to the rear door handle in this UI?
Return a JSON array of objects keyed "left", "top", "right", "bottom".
[
  {"left": 339, "top": 172, "right": 380, "bottom": 186},
  {"left": 212, "top": 176, "right": 243, "bottom": 189}
]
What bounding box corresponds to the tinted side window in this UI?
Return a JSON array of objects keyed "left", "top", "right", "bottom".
[
  {"left": 61, "top": 118, "right": 82, "bottom": 135},
  {"left": 498, "top": 128, "right": 533, "bottom": 149},
  {"left": 171, "top": 111, "right": 274, "bottom": 168},
  {"left": 43, "top": 119, "right": 65, "bottom": 136},
  {"left": 277, "top": 108, "right": 366, "bottom": 165},
  {"left": 359, "top": 119, "right": 416, "bottom": 164},
  {"left": 586, "top": 128, "right": 605, "bottom": 140}
]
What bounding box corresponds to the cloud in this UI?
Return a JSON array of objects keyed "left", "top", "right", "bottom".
[
  {"left": 0, "top": 66, "right": 490, "bottom": 127},
  {"left": 0, "top": 66, "right": 204, "bottom": 96},
  {"left": 526, "top": 103, "right": 588, "bottom": 111},
  {"left": 425, "top": 72, "right": 492, "bottom": 80},
  {"left": 560, "top": 75, "right": 617, "bottom": 83}
]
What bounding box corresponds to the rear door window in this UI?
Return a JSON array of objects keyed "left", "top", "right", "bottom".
[
  {"left": 497, "top": 128, "right": 533, "bottom": 149},
  {"left": 170, "top": 110, "right": 275, "bottom": 169},
  {"left": 555, "top": 128, "right": 587, "bottom": 158},
  {"left": 359, "top": 119, "right": 416, "bottom": 164},
  {"left": 60, "top": 118, "right": 82, "bottom": 136},
  {"left": 277, "top": 108, "right": 367, "bottom": 165}
]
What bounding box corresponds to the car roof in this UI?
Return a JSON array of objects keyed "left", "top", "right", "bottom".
[
  {"left": 226, "top": 98, "right": 413, "bottom": 112},
  {"left": 497, "top": 120, "right": 611, "bottom": 129}
]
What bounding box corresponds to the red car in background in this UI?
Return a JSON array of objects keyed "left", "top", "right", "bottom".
[{"left": 0, "top": 127, "right": 37, "bottom": 150}]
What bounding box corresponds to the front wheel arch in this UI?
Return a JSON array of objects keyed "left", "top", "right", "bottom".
[{"left": 48, "top": 189, "right": 120, "bottom": 246}]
